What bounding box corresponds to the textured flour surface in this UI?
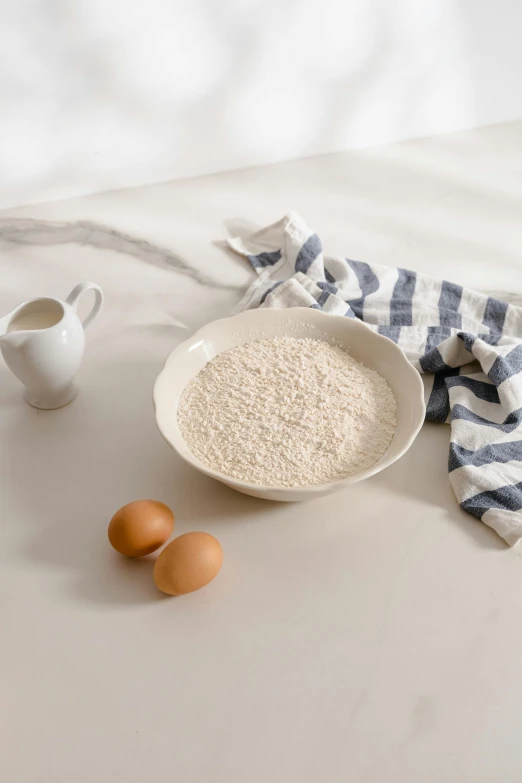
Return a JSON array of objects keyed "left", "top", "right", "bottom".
[{"left": 178, "top": 336, "right": 397, "bottom": 487}]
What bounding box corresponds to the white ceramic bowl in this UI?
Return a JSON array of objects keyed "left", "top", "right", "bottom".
[{"left": 154, "top": 307, "right": 425, "bottom": 501}]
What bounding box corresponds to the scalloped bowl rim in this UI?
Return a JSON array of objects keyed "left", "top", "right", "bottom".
[{"left": 153, "top": 308, "right": 425, "bottom": 500}]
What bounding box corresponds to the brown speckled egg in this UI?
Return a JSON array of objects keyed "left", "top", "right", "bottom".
[
  {"left": 153, "top": 532, "right": 223, "bottom": 595},
  {"left": 108, "top": 500, "right": 174, "bottom": 557}
]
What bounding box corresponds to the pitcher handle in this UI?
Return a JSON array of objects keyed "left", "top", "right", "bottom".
[{"left": 66, "top": 281, "right": 104, "bottom": 330}]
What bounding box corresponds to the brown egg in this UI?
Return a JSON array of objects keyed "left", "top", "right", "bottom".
[
  {"left": 108, "top": 500, "right": 174, "bottom": 557},
  {"left": 153, "top": 532, "right": 223, "bottom": 595}
]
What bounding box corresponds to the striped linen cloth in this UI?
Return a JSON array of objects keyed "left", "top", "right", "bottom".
[{"left": 228, "top": 212, "right": 522, "bottom": 546}]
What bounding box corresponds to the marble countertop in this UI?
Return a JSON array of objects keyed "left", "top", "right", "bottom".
[{"left": 3, "top": 121, "right": 522, "bottom": 783}]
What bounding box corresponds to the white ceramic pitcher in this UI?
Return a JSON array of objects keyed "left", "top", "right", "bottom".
[{"left": 0, "top": 281, "right": 103, "bottom": 409}]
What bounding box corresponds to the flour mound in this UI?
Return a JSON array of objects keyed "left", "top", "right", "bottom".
[{"left": 177, "top": 336, "right": 397, "bottom": 487}]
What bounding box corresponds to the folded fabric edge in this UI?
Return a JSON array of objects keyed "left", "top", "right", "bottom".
[
  {"left": 482, "top": 508, "right": 522, "bottom": 547},
  {"left": 227, "top": 212, "right": 295, "bottom": 313},
  {"left": 227, "top": 212, "right": 296, "bottom": 261}
]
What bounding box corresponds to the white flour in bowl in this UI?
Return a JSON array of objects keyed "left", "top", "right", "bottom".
[{"left": 177, "top": 336, "right": 397, "bottom": 487}]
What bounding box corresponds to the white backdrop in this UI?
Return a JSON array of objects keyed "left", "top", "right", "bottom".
[{"left": 2, "top": 0, "right": 521, "bottom": 209}]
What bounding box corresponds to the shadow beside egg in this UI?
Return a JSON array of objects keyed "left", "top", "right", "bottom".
[{"left": 74, "top": 551, "right": 170, "bottom": 606}]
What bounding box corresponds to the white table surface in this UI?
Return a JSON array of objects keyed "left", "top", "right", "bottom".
[{"left": 3, "top": 121, "right": 522, "bottom": 783}]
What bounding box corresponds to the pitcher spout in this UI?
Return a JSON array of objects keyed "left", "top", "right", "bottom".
[
  {"left": 0, "top": 330, "right": 29, "bottom": 349},
  {"left": 0, "top": 307, "right": 22, "bottom": 339}
]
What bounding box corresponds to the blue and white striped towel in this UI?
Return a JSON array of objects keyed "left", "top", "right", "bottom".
[{"left": 228, "top": 212, "right": 522, "bottom": 546}]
